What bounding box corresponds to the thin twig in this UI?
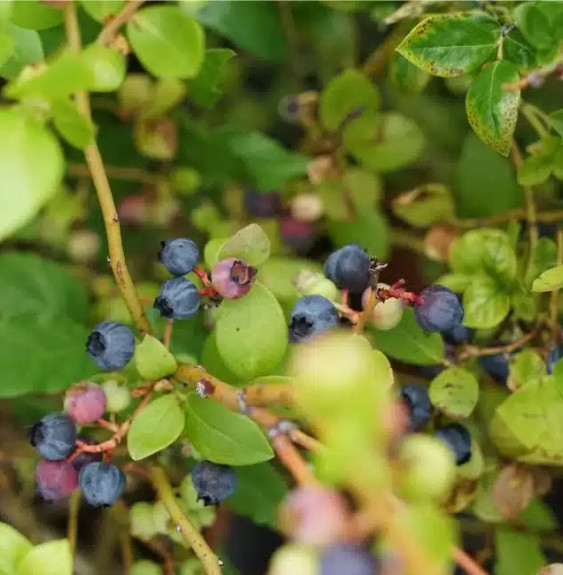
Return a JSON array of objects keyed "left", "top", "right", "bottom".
[
  {"left": 459, "top": 328, "right": 540, "bottom": 361},
  {"left": 151, "top": 466, "right": 223, "bottom": 575},
  {"left": 68, "top": 163, "right": 161, "bottom": 185},
  {"left": 353, "top": 288, "right": 377, "bottom": 335},
  {"left": 451, "top": 546, "right": 489, "bottom": 575},
  {"left": 163, "top": 319, "right": 174, "bottom": 350},
  {"left": 67, "top": 489, "right": 81, "bottom": 559},
  {"left": 452, "top": 209, "right": 563, "bottom": 229},
  {"left": 64, "top": 1, "right": 152, "bottom": 336},
  {"left": 550, "top": 227, "right": 563, "bottom": 341},
  {"left": 97, "top": 0, "right": 145, "bottom": 46}
]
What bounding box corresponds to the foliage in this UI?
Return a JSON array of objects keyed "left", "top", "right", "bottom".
[{"left": 0, "top": 1, "right": 563, "bottom": 575}]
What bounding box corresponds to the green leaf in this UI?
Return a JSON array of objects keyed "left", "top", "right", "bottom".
[
  {"left": 5, "top": 49, "right": 93, "bottom": 100},
  {"left": 184, "top": 394, "right": 274, "bottom": 465},
  {"left": 217, "top": 223, "right": 270, "bottom": 267},
  {"left": 0, "top": 317, "right": 96, "bottom": 398},
  {"left": 0, "top": 109, "right": 63, "bottom": 242},
  {"left": 548, "top": 110, "right": 563, "bottom": 138},
  {"left": 17, "top": 540, "right": 72, "bottom": 575},
  {"left": 0, "top": 31, "right": 13, "bottom": 70},
  {"left": 390, "top": 52, "right": 431, "bottom": 94},
  {"left": 227, "top": 463, "right": 288, "bottom": 528},
  {"left": 320, "top": 69, "right": 380, "bottom": 132},
  {"left": 186, "top": 48, "right": 235, "bottom": 109},
  {"left": 525, "top": 236, "right": 558, "bottom": 288},
  {"left": 449, "top": 229, "right": 517, "bottom": 285},
  {"left": 454, "top": 132, "right": 521, "bottom": 218},
  {"left": 369, "top": 307, "right": 444, "bottom": 366},
  {"left": 201, "top": 332, "right": 243, "bottom": 385},
  {"left": 226, "top": 131, "right": 310, "bottom": 190},
  {"left": 396, "top": 13, "right": 500, "bottom": 77},
  {"left": 344, "top": 112, "right": 425, "bottom": 172},
  {"left": 0, "top": 24, "right": 43, "bottom": 80},
  {"left": 392, "top": 183, "right": 454, "bottom": 228},
  {"left": 196, "top": 1, "right": 286, "bottom": 62},
  {"left": 463, "top": 275, "right": 511, "bottom": 329},
  {"left": 134, "top": 335, "right": 178, "bottom": 381},
  {"left": 0, "top": 252, "right": 88, "bottom": 322},
  {"left": 327, "top": 206, "right": 389, "bottom": 260},
  {"left": 503, "top": 29, "right": 540, "bottom": 71},
  {"left": 12, "top": 0, "right": 63, "bottom": 30},
  {"left": 204, "top": 237, "right": 228, "bottom": 269},
  {"left": 128, "top": 395, "right": 185, "bottom": 460},
  {"left": 495, "top": 528, "right": 546, "bottom": 575},
  {"left": 514, "top": 2, "right": 555, "bottom": 50},
  {"left": 216, "top": 282, "right": 287, "bottom": 379},
  {"left": 434, "top": 274, "right": 473, "bottom": 293},
  {"left": 518, "top": 152, "right": 554, "bottom": 186},
  {"left": 79, "top": 0, "right": 124, "bottom": 23},
  {"left": 532, "top": 265, "right": 563, "bottom": 293},
  {"left": 429, "top": 367, "right": 479, "bottom": 419},
  {"left": 82, "top": 44, "right": 126, "bottom": 92},
  {"left": 52, "top": 98, "right": 95, "bottom": 149},
  {"left": 0, "top": 522, "right": 32, "bottom": 575},
  {"left": 465, "top": 61, "right": 521, "bottom": 156},
  {"left": 508, "top": 350, "right": 546, "bottom": 392},
  {"left": 127, "top": 6, "right": 205, "bottom": 79}
]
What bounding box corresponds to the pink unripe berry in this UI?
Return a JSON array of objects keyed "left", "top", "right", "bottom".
[
  {"left": 280, "top": 217, "right": 314, "bottom": 251},
  {"left": 64, "top": 382, "right": 107, "bottom": 424},
  {"left": 279, "top": 485, "right": 350, "bottom": 546},
  {"left": 361, "top": 283, "right": 404, "bottom": 330},
  {"left": 211, "top": 258, "right": 257, "bottom": 299},
  {"left": 118, "top": 195, "right": 148, "bottom": 225},
  {"left": 36, "top": 460, "right": 78, "bottom": 501}
]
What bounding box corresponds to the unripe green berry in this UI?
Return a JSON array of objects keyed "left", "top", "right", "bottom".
[
  {"left": 362, "top": 284, "right": 404, "bottom": 331},
  {"left": 294, "top": 270, "right": 339, "bottom": 302},
  {"left": 102, "top": 380, "right": 131, "bottom": 413},
  {"left": 269, "top": 544, "right": 319, "bottom": 575},
  {"left": 398, "top": 434, "right": 456, "bottom": 503}
]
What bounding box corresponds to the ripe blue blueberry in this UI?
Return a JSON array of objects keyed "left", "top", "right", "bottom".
[
  {"left": 191, "top": 461, "right": 237, "bottom": 506},
  {"left": 79, "top": 462, "right": 126, "bottom": 507},
  {"left": 546, "top": 344, "right": 563, "bottom": 374},
  {"left": 289, "top": 295, "right": 338, "bottom": 343},
  {"left": 320, "top": 544, "right": 377, "bottom": 575},
  {"left": 324, "top": 244, "right": 370, "bottom": 293},
  {"left": 29, "top": 413, "right": 76, "bottom": 461},
  {"left": 400, "top": 384, "right": 433, "bottom": 432},
  {"left": 158, "top": 238, "right": 200, "bottom": 276},
  {"left": 36, "top": 460, "right": 78, "bottom": 501},
  {"left": 153, "top": 277, "right": 200, "bottom": 319},
  {"left": 443, "top": 323, "right": 474, "bottom": 345},
  {"left": 479, "top": 352, "right": 509, "bottom": 382},
  {"left": 86, "top": 321, "right": 135, "bottom": 371},
  {"left": 434, "top": 423, "right": 472, "bottom": 465},
  {"left": 415, "top": 285, "right": 464, "bottom": 334}
]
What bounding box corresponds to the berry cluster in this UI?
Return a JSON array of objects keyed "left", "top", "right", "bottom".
[{"left": 30, "top": 383, "right": 125, "bottom": 506}]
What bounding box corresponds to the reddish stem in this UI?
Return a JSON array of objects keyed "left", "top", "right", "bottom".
[{"left": 193, "top": 267, "right": 212, "bottom": 287}]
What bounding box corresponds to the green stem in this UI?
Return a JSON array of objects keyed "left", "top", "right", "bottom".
[
  {"left": 520, "top": 102, "right": 549, "bottom": 137},
  {"left": 150, "top": 466, "right": 223, "bottom": 575},
  {"left": 67, "top": 489, "right": 81, "bottom": 559}
]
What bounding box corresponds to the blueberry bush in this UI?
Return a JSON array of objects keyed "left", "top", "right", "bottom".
[{"left": 1, "top": 1, "right": 563, "bottom": 575}]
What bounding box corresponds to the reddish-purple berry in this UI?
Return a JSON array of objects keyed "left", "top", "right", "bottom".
[
  {"left": 36, "top": 460, "right": 78, "bottom": 501},
  {"left": 64, "top": 382, "right": 107, "bottom": 424},
  {"left": 71, "top": 436, "right": 103, "bottom": 471},
  {"left": 211, "top": 258, "right": 257, "bottom": 299},
  {"left": 280, "top": 217, "right": 314, "bottom": 252}
]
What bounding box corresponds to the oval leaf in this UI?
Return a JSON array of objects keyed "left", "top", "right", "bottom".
[
  {"left": 128, "top": 395, "right": 185, "bottom": 460},
  {"left": 532, "top": 265, "right": 563, "bottom": 292},
  {"left": 184, "top": 394, "right": 274, "bottom": 465},
  {"left": 465, "top": 60, "right": 521, "bottom": 156},
  {"left": 463, "top": 276, "right": 511, "bottom": 329},
  {"left": 133, "top": 335, "right": 177, "bottom": 381},
  {"left": 0, "top": 109, "right": 63, "bottom": 242},
  {"left": 83, "top": 44, "right": 126, "bottom": 92},
  {"left": 429, "top": 367, "right": 479, "bottom": 418},
  {"left": 397, "top": 13, "right": 500, "bottom": 77},
  {"left": 216, "top": 282, "right": 288, "bottom": 379},
  {"left": 0, "top": 522, "right": 32, "bottom": 574},
  {"left": 52, "top": 98, "right": 95, "bottom": 149},
  {"left": 369, "top": 307, "right": 444, "bottom": 366},
  {"left": 17, "top": 540, "right": 72, "bottom": 575},
  {"left": 127, "top": 6, "right": 205, "bottom": 79},
  {"left": 218, "top": 223, "right": 270, "bottom": 267}
]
